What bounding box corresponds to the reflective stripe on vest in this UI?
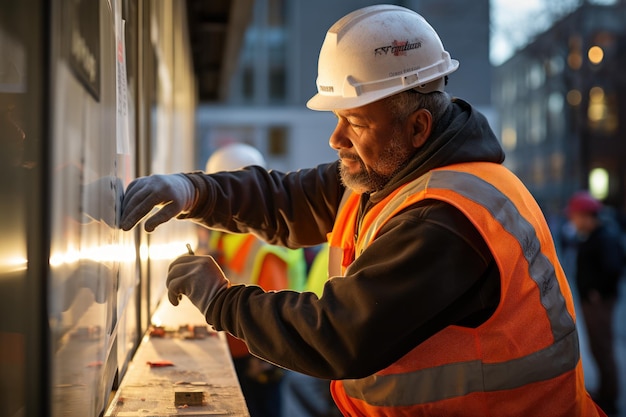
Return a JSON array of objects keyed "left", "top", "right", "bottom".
[
  {"left": 343, "top": 323, "right": 579, "bottom": 406},
  {"left": 356, "top": 167, "right": 574, "bottom": 343},
  {"left": 328, "top": 162, "right": 597, "bottom": 415}
]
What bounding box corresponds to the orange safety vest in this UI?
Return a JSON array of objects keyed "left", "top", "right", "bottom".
[
  {"left": 209, "top": 232, "right": 307, "bottom": 358},
  {"left": 327, "top": 162, "right": 605, "bottom": 417},
  {"left": 209, "top": 232, "right": 307, "bottom": 291}
]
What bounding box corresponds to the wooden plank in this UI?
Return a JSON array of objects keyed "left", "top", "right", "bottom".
[{"left": 105, "top": 296, "right": 249, "bottom": 416}]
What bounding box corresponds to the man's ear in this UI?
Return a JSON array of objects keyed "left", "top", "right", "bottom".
[{"left": 408, "top": 108, "right": 432, "bottom": 149}]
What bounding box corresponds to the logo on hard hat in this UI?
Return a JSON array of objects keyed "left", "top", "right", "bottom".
[{"left": 374, "top": 40, "right": 422, "bottom": 56}]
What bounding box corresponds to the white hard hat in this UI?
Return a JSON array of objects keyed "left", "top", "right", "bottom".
[
  {"left": 307, "top": 4, "right": 459, "bottom": 111},
  {"left": 205, "top": 143, "right": 267, "bottom": 173}
]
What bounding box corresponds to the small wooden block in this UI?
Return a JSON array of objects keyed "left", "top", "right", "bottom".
[{"left": 174, "top": 390, "right": 205, "bottom": 406}]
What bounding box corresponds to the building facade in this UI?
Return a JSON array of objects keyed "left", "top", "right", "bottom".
[{"left": 494, "top": 3, "right": 626, "bottom": 216}]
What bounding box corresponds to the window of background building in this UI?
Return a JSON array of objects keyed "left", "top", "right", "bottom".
[
  {"left": 517, "top": 105, "right": 529, "bottom": 147},
  {"left": 567, "top": 89, "right": 582, "bottom": 106},
  {"left": 268, "top": 125, "right": 288, "bottom": 156},
  {"left": 546, "top": 55, "right": 564, "bottom": 77},
  {"left": 568, "top": 35, "right": 583, "bottom": 70},
  {"left": 502, "top": 75, "right": 516, "bottom": 104},
  {"left": 528, "top": 62, "right": 545, "bottom": 90},
  {"left": 589, "top": 31, "right": 616, "bottom": 68},
  {"left": 548, "top": 91, "right": 565, "bottom": 138},
  {"left": 529, "top": 99, "right": 545, "bottom": 144},
  {"left": 587, "top": 86, "right": 618, "bottom": 134},
  {"left": 588, "top": 45, "right": 604, "bottom": 64},
  {"left": 268, "top": 26, "right": 287, "bottom": 102},
  {"left": 239, "top": 34, "right": 255, "bottom": 101},
  {"left": 501, "top": 125, "right": 517, "bottom": 151},
  {"left": 589, "top": 167, "right": 609, "bottom": 200},
  {"left": 550, "top": 152, "right": 565, "bottom": 182},
  {"left": 532, "top": 156, "right": 546, "bottom": 186},
  {"left": 267, "top": 0, "right": 286, "bottom": 103},
  {"left": 233, "top": 0, "right": 288, "bottom": 105}
]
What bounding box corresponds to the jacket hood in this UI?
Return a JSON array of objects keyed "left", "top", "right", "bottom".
[{"left": 371, "top": 98, "right": 505, "bottom": 202}]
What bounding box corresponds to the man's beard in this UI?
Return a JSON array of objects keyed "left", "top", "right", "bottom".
[{"left": 339, "top": 131, "right": 413, "bottom": 194}]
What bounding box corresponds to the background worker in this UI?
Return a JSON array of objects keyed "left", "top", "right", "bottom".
[
  {"left": 206, "top": 146, "right": 337, "bottom": 417},
  {"left": 121, "top": 5, "right": 605, "bottom": 416},
  {"left": 201, "top": 143, "right": 307, "bottom": 417},
  {"left": 566, "top": 191, "right": 622, "bottom": 416}
]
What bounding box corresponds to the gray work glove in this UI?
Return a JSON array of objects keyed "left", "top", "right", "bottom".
[
  {"left": 120, "top": 174, "right": 196, "bottom": 232},
  {"left": 166, "top": 255, "right": 230, "bottom": 315}
]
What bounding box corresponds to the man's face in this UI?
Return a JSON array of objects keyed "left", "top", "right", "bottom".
[
  {"left": 568, "top": 211, "right": 596, "bottom": 235},
  {"left": 330, "top": 99, "right": 416, "bottom": 194}
]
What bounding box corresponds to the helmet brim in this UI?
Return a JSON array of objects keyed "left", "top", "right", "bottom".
[
  {"left": 306, "top": 67, "right": 458, "bottom": 112},
  {"left": 306, "top": 88, "right": 398, "bottom": 111}
]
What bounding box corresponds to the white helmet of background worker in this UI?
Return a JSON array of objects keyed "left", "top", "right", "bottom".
[
  {"left": 205, "top": 143, "right": 267, "bottom": 173},
  {"left": 306, "top": 4, "right": 459, "bottom": 111}
]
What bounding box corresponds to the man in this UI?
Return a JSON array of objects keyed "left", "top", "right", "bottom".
[
  {"left": 566, "top": 191, "right": 622, "bottom": 416},
  {"left": 121, "top": 5, "right": 605, "bottom": 416}
]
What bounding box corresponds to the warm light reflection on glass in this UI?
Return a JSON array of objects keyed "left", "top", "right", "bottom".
[
  {"left": 148, "top": 240, "right": 192, "bottom": 260},
  {"left": 49, "top": 243, "right": 80, "bottom": 266},
  {"left": 152, "top": 313, "right": 163, "bottom": 327},
  {"left": 49, "top": 239, "right": 195, "bottom": 266},
  {"left": 1, "top": 256, "right": 28, "bottom": 273},
  {"left": 139, "top": 240, "right": 194, "bottom": 261},
  {"left": 140, "top": 243, "right": 149, "bottom": 262},
  {"left": 49, "top": 243, "right": 136, "bottom": 266},
  {"left": 588, "top": 46, "right": 604, "bottom": 64}
]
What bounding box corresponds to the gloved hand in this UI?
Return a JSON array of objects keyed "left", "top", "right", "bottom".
[
  {"left": 166, "top": 255, "right": 230, "bottom": 315},
  {"left": 120, "top": 174, "right": 196, "bottom": 232}
]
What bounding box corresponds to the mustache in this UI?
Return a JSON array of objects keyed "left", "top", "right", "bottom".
[{"left": 338, "top": 151, "right": 361, "bottom": 162}]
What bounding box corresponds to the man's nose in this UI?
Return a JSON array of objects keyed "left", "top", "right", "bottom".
[{"left": 329, "top": 120, "right": 352, "bottom": 150}]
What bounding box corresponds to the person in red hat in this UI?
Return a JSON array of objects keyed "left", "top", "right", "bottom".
[{"left": 566, "top": 190, "right": 622, "bottom": 415}]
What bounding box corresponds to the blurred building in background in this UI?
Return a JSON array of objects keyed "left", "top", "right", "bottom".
[
  {"left": 493, "top": 2, "right": 626, "bottom": 216},
  {"left": 193, "top": 0, "right": 492, "bottom": 172}
]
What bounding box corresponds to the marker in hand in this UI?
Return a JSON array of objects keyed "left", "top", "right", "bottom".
[{"left": 176, "top": 243, "right": 195, "bottom": 303}]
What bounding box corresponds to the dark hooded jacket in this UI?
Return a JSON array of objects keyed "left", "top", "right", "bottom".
[{"left": 184, "top": 98, "right": 507, "bottom": 379}]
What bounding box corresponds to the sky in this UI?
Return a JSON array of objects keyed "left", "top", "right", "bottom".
[
  {"left": 490, "top": 0, "right": 545, "bottom": 65},
  {"left": 490, "top": 0, "right": 618, "bottom": 65}
]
